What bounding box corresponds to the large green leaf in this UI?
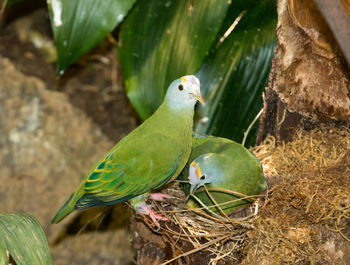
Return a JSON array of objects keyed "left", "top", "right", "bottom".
[
  {"left": 119, "top": 0, "right": 276, "bottom": 146},
  {"left": 195, "top": 1, "right": 276, "bottom": 146},
  {"left": 47, "top": 0, "right": 136, "bottom": 75},
  {"left": 0, "top": 213, "right": 53, "bottom": 265},
  {"left": 0, "top": 236, "right": 8, "bottom": 265},
  {"left": 119, "top": 0, "right": 231, "bottom": 120}
]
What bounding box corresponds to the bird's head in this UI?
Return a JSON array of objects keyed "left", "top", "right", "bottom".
[
  {"left": 165, "top": 75, "right": 204, "bottom": 110},
  {"left": 188, "top": 153, "right": 223, "bottom": 194}
]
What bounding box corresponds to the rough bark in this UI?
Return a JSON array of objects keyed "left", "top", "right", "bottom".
[{"left": 258, "top": 0, "right": 350, "bottom": 144}]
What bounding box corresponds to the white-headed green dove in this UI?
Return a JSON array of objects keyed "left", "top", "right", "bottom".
[{"left": 52, "top": 75, "right": 204, "bottom": 225}]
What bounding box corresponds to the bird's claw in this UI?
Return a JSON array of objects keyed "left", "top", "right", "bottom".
[
  {"left": 138, "top": 202, "right": 168, "bottom": 227},
  {"left": 149, "top": 212, "right": 168, "bottom": 227}
]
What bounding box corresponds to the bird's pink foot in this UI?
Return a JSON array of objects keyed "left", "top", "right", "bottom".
[
  {"left": 137, "top": 202, "right": 168, "bottom": 227},
  {"left": 149, "top": 192, "right": 170, "bottom": 201}
]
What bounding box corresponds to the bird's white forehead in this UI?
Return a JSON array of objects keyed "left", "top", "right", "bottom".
[{"left": 182, "top": 75, "right": 200, "bottom": 87}]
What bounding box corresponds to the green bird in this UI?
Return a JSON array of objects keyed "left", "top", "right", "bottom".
[
  {"left": 52, "top": 75, "right": 204, "bottom": 225},
  {"left": 181, "top": 135, "right": 266, "bottom": 215}
]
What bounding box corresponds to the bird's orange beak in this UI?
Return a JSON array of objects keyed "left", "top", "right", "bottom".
[
  {"left": 193, "top": 93, "right": 204, "bottom": 105},
  {"left": 198, "top": 95, "right": 205, "bottom": 105}
]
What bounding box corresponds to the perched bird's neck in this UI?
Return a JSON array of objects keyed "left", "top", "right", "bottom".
[
  {"left": 150, "top": 101, "right": 194, "bottom": 141},
  {"left": 160, "top": 100, "right": 195, "bottom": 120},
  {"left": 164, "top": 97, "right": 197, "bottom": 114}
]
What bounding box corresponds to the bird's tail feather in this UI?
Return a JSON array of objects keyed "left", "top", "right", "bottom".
[{"left": 51, "top": 189, "right": 83, "bottom": 224}]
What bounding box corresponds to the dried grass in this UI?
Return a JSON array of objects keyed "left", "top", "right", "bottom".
[{"left": 245, "top": 127, "right": 350, "bottom": 264}]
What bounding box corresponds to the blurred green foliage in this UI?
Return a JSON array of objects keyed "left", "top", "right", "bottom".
[{"left": 48, "top": 0, "right": 276, "bottom": 145}]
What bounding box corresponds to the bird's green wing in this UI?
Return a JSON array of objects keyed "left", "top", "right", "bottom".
[{"left": 75, "top": 133, "right": 183, "bottom": 209}]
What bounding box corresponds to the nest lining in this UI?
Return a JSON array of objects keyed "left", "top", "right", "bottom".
[{"left": 136, "top": 182, "right": 261, "bottom": 265}]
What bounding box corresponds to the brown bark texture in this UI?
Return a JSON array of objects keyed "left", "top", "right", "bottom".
[{"left": 275, "top": 0, "right": 350, "bottom": 124}]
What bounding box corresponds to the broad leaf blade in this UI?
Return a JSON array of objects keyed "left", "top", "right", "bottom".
[
  {"left": 195, "top": 0, "right": 276, "bottom": 146},
  {"left": 0, "top": 236, "right": 8, "bottom": 265},
  {"left": 119, "top": 0, "right": 230, "bottom": 120},
  {"left": 47, "top": 0, "right": 136, "bottom": 74},
  {"left": 0, "top": 213, "right": 53, "bottom": 265}
]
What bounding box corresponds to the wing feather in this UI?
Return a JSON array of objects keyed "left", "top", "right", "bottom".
[{"left": 75, "top": 133, "right": 182, "bottom": 209}]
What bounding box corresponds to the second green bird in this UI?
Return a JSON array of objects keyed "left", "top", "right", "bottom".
[{"left": 181, "top": 135, "right": 267, "bottom": 215}]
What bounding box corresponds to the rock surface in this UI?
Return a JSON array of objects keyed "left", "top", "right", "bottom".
[
  {"left": 53, "top": 231, "right": 134, "bottom": 265},
  {"left": 0, "top": 55, "right": 135, "bottom": 264}
]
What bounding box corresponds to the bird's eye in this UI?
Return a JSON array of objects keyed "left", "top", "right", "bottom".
[
  {"left": 200, "top": 175, "right": 206, "bottom": 180},
  {"left": 178, "top": 84, "right": 184, "bottom": 91}
]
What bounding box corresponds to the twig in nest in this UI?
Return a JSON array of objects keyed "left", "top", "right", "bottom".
[
  {"left": 160, "top": 235, "right": 231, "bottom": 265},
  {"left": 190, "top": 193, "right": 228, "bottom": 221},
  {"left": 203, "top": 185, "right": 232, "bottom": 222},
  {"left": 205, "top": 187, "right": 263, "bottom": 198},
  {"left": 173, "top": 214, "right": 200, "bottom": 246},
  {"left": 159, "top": 197, "right": 258, "bottom": 225},
  {"left": 175, "top": 179, "right": 190, "bottom": 183},
  {"left": 210, "top": 241, "right": 238, "bottom": 264},
  {"left": 242, "top": 108, "right": 264, "bottom": 147}
]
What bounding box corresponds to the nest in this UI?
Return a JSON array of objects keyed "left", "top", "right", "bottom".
[
  {"left": 133, "top": 127, "right": 350, "bottom": 265},
  {"left": 135, "top": 181, "right": 261, "bottom": 265}
]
